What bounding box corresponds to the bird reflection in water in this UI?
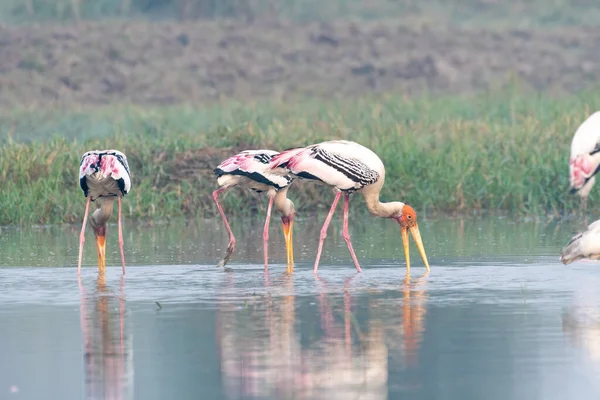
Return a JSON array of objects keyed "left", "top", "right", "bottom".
[
  {"left": 397, "top": 273, "right": 429, "bottom": 368},
  {"left": 217, "top": 271, "right": 396, "bottom": 399},
  {"left": 305, "top": 275, "right": 388, "bottom": 399},
  {"left": 78, "top": 275, "right": 133, "bottom": 400},
  {"left": 562, "top": 306, "right": 600, "bottom": 367},
  {"left": 217, "top": 271, "right": 300, "bottom": 398}
]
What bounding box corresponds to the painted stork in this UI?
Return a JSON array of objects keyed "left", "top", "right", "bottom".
[
  {"left": 569, "top": 111, "right": 600, "bottom": 216},
  {"left": 78, "top": 150, "right": 131, "bottom": 275},
  {"left": 269, "top": 140, "right": 430, "bottom": 274},
  {"left": 560, "top": 219, "right": 600, "bottom": 264},
  {"left": 213, "top": 150, "right": 296, "bottom": 269}
]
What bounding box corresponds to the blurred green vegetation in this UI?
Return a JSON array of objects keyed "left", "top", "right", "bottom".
[
  {"left": 1, "top": 0, "right": 599, "bottom": 27},
  {"left": 0, "top": 89, "right": 597, "bottom": 226}
]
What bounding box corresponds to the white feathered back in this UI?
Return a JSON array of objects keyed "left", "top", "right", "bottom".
[
  {"left": 79, "top": 149, "right": 132, "bottom": 199},
  {"left": 571, "top": 112, "right": 600, "bottom": 158}
]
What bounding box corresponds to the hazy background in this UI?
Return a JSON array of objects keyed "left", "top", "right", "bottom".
[
  {"left": 1, "top": 0, "right": 599, "bottom": 107},
  {"left": 1, "top": 0, "right": 599, "bottom": 225}
]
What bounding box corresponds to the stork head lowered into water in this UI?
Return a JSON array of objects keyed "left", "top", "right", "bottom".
[{"left": 77, "top": 149, "right": 131, "bottom": 275}]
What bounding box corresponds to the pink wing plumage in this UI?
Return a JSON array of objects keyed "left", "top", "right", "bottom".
[
  {"left": 79, "top": 150, "right": 132, "bottom": 197},
  {"left": 216, "top": 152, "right": 264, "bottom": 174},
  {"left": 570, "top": 154, "right": 595, "bottom": 190},
  {"left": 79, "top": 153, "right": 100, "bottom": 178},
  {"left": 214, "top": 150, "right": 292, "bottom": 189},
  {"left": 270, "top": 146, "right": 336, "bottom": 183},
  {"left": 269, "top": 141, "right": 381, "bottom": 191},
  {"left": 269, "top": 147, "right": 308, "bottom": 170}
]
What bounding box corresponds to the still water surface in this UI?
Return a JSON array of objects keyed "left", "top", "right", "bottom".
[{"left": 1, "top": 215, "right": 600, "bottom": 399}]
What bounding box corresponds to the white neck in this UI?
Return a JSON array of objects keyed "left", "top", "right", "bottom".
[
  {"left": 362, "top": 192, "right": 404, "bottom": 219},
  {"left": 273, "top": 187, "right": 295, "bottom": 217},
  {"left": 91, "top": 197, "right": 115, "bottom": 228}
]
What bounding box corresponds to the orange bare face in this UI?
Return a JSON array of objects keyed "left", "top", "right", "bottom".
[
  {"left": 395, "top": 205, "right": 430, "bottom": 273},
  {"left": 398, "top": 205, "right": 418, "bottom": 229}
]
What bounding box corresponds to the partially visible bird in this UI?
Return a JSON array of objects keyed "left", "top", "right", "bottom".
[
  {"left": 569, "top": 111, "right": 600, "bottom": 218},
  {"left": 269, "top": 140, "right": 430, "bottom": 274},
  {"left": 78, "top": 149, "right": 131, "bottom": 275},
  {"left": 560, "top": 219, "right": 600, "bottom": 264},
  {"left": 213, "top": 149, "right": 296, "bottom": 270}
]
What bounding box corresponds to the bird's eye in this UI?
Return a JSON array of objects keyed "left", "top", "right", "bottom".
[{"left": 407, "top": 215, "right": 412, "bottom": 219}]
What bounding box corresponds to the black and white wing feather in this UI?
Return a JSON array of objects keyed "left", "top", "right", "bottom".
[
  {"left": 79, "top": 149, "right": 132, "bottom": 199},
  {"left": 270, "top": 140, "right": 382, "bottom": 192}
]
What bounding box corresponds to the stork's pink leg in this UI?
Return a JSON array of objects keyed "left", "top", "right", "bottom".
[
  {"left": 213, "top": 188, "right": 236, "bottom": 267},
  {"left": 342, "top": 194, "right": 362, "bottom": 273},
  {"left": 119, "top": 275, "right": 125, "bottom": 368},
  {"left": 314, "top": 192, "right": 342, "bottom": 273},
  {"left": 262, "top": 195, "right": 274, "bottom": 270},
  {"left": 344, "top": 283, "right": 351, "bottom": 360},
  {"left": 77, "top": 197, "right": 91, "bottom": 275},
  {"left": 117, "top": 196, "right": 126, "bottom": 275},
  {"left": 582, "top": 196, "right": 589, "bottom": 227}
]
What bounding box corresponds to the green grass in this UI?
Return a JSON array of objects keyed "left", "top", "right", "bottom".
[
  {"left": 2, "top": 0, "right": 600, "bottom": 28},
  {"left": 0, "top": 89, "right": 598, "bottom": 226}
]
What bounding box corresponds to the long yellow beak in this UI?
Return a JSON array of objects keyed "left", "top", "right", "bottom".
[
  {"left": 410, "top": 225, "right": 430, "bottom": 272},
  {"left": 282, "top": 218, "right": 294, "bottom": 272},
  {"left": 401, "top": 224, "right": 430, "bottom": 273},
  {"left": 95, "top": 233, "right": 106, "bottom": 274}
]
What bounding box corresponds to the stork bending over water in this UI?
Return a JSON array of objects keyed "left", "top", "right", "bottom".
[
  {"left": 569, "top": 111, "right": 600, "bottom": 220},
  {"left": 269, "top": 140, "right": 430, "bottom": 274},
  {"left": 78, "top": 150, "right": 131, "bottom": 275},
  {"left": 213, "top": 150, "right": 296, "bottom": 270},
  {"left": 560, "top": 219, "right": 600, "bottom": 265}
]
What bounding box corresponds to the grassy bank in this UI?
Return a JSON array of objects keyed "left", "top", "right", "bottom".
[{"left": 1, "top": 90, "right": 598, "bottom": 226}]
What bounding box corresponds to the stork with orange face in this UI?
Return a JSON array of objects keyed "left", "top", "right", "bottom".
[
  {"left": 74, "top": 142, "right": 430, "bottom": 276},
  {"left": 77, "top": 150, "right": 131, "bottom": 275},
  {"left": 269, "top": 140, "right": 430, "bottom": 274}
]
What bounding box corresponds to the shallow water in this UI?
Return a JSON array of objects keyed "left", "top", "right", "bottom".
[{"left": 1, "top": 215, "right": 600, "bottom": 399}]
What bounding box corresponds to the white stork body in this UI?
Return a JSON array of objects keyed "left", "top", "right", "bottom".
[
  {"left": 560, "top": 219, "right": 600, "bottom": 264},
  {"left": 569, "top": 112, "right": 600, "bottom": 214},
  {"left": 269, "top": 140, "right": 430, "bottom": 274},
  {"left": 270, "top": 140, "right": 383, "bottom": 192},
  {"left": 78, "top": 150, "right": 131, "bottom": 275},
  {"left": 213, "top": 150, "right": 296, "bottom": 269}
]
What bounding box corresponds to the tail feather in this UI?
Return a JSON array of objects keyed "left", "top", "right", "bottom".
[
  {"left": 269, "top": 147, "right": 306, "bottom": 169},
  {"left": 570, "top": 163, "right": 587, "bottom": 192},
  {"left": 570, "top": 154, "right": 600, "bottom": 191}
]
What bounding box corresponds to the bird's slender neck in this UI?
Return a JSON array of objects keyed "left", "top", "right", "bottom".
[
  {"left": 90, "top": 197, "right": 116, "bottom": 234},
  {"left": 274, "top": 187, "right": 294, "bottom": 217},
  {"left": 362, "top": 192, "right": 403, "bottom": 219}
]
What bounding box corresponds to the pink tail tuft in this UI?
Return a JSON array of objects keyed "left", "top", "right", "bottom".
[
  {"left": 269, "top": 147, "right": 307, "bottom": 169},
  {"left": 570, "top": 155, "right": 595, "bottom": 189}
]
